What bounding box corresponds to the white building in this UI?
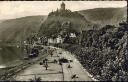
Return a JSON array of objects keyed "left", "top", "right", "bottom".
[
  {"left": 48, "top": 38, "right": 56, "bottom": 44},
  {"left": 56, "top": 35, "right": 64, "bottom": 43},
  {"left": 48, "top": 35, "right": 64, "bottom": 44},
  {"left": 69, "top": 33, "right": 76, "bottom": 38}
]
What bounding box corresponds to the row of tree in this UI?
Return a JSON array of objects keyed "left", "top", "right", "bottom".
[{"left": 57, "top": 21, "right": 128, "bottom": 81}]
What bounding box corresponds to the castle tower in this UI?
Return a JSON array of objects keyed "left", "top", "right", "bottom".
[{"left": 60, "top": 2, "right": 65, "bottom": 11}]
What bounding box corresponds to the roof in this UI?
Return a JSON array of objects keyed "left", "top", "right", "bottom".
[{"left": 61, "top": 2, "right": 65, "bottom": 6}]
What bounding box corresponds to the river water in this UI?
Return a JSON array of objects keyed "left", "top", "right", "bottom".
[{"left": 0, "top": 45, "right": 23, "bottom": 68}]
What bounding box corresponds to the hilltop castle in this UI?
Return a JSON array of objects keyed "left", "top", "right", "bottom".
[
  {"left": 57, "top": 2, "right": 67, "bottom": 12},
  {"left": 48, "top": 2, "right": 72, "bottom": 17},
  {"left": 60, "top": 2, "right": 66, "bottom": 11}
]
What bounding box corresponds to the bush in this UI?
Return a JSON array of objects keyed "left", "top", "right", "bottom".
[{"left": 57, "top": 22, "right": 128, "bottom": 81}]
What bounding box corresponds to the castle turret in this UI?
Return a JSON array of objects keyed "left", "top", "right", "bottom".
[{"left": 60, "top": 2, "right": 65, "bottom": 11}]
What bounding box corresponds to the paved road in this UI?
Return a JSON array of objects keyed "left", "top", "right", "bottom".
[
  {"left": 14, "top": 46, "right": 92, "bottom": 81},
  {"left": 57, "top": 48, "right": 92, "bottom": 81}
]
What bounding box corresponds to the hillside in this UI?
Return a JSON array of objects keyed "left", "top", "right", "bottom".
[
  {"left": 39, "top": 6, "right": 127, "bottom": 38},
  {"left": 57, "top": 22, "right": 128, "bottom": 81},
  {"left": 0, "top": 20, "right": 4, "bottom": 23},
  {"left": 0, "top": 15, "right": 47, "bottom": 42},
  {"left": 0, "top": 6, "right": 126, "bottom": 42},
  {"left": 39, "top": 9, "right": 93, "bottom": 37},
  {"left": 78, "top": 6, "right": 127, "bottom": 27}
]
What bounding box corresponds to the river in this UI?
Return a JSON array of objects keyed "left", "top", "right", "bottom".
[{"left": 0, "top": 44, "right": 23, "bottom": 68}]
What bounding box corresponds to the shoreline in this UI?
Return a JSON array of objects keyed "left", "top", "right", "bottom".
[
  {"left": 50, "top": 46, "right": 98, "bottom": 81},
  {"left": 68, "top": 51, "right": 98, "bottom": 81},
  {"left": 0, "top": 65, "right": 6, "bottom": 69}
]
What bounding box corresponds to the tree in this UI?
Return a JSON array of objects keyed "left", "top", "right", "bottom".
[{"left": 29, "top": 75, "right": 42, "bottom": 81}]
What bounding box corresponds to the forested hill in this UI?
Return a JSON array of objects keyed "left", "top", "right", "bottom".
[
  {"left": 78, "top": 6, "right": 127, "bottom": 27},
  {"left": 0, "top": 6, "right": 126, "bottom": 42},
  {"left": 39, "top": 9, "right": 93, "bottom": 37},
  {"left": 39, "top": 6, "right": 127, "bottom": 38},
  {"left": 57, "top": 21, "right": 128, "bottom": 81},
  {"left": 0, "top": 15, "right": 47, "bottom": 42}
]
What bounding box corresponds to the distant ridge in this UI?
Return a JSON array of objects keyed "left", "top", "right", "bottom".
[
  {"left": 0, "top": 6, "right": 126, "bottom": 42},
  {"left": 0, "top": 15, "right": 47, "bottom": 42},
  {"left": 78, "top": 6, "right": 127, "bottom": 27}
]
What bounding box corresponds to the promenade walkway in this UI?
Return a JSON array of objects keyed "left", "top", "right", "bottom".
[{"left": 14, "top": 46, "right": 92, "bottom": 81}]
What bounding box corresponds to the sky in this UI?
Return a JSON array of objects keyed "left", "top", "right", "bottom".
[{"left": 0, "top": 1, "right": 127, "bottom": 20}]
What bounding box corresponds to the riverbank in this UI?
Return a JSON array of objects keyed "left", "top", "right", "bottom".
[
  {"left": 13, "top": 46, "right": 92, "bottom": 81},
  {"left": 0, "top": 46, "right": 50, "bottom": 80},
  {"left": 55, "top": 44, "right": 99, "bottom": 80},
  {"left": 57, "top": 47, "right": 97, "bottom": 81},
  {"left": 50, "top": 46, "right": 97, "bottom": 81}
]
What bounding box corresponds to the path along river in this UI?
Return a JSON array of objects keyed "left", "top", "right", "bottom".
[{"left": 13, "top": 46, "right": 93, "bottom": 81}]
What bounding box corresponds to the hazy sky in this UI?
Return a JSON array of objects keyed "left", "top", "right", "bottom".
[{"left": 0, "top": 1, "right": 127, "bottom": 20}]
